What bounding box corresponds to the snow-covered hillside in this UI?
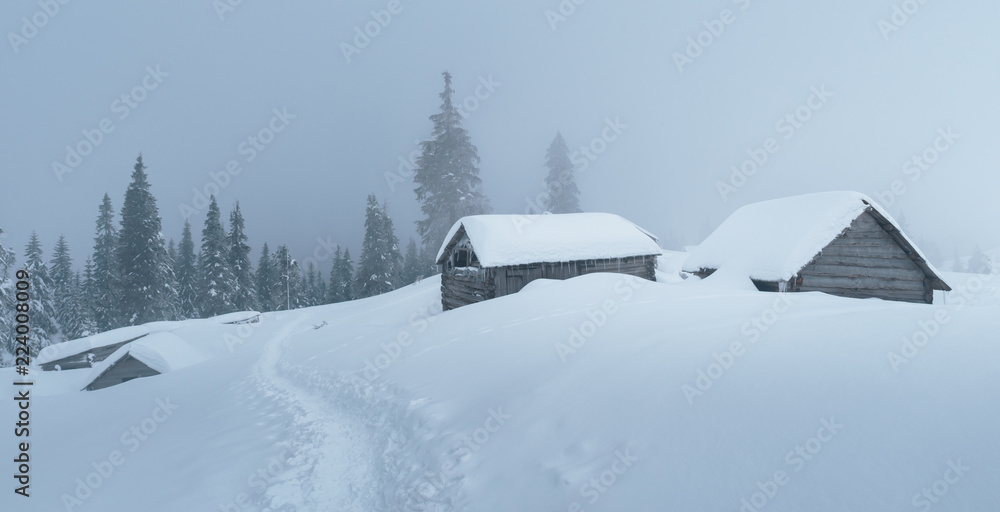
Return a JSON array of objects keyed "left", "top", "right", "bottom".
[{"left": 4, "top": 271, "right": 1000, "bottom": 511}]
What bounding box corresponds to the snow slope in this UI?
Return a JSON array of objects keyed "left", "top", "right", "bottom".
[{"left": 3, "top": 271, "right": 999, "bottom": 511}]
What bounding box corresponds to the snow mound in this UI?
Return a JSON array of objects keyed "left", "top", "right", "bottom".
[
  {"left": 683, "top": 191, "right": 940, "bottom": 283},
  {"left": 436, "top": 212, "right": 661, "bottom": 267}
]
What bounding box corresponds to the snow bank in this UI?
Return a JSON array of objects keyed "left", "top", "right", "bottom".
[
  {"left": 436, "top": 212, "right": 661, "bottom": 267},
  {"left": 683, "top": 191, "right": 941, "bottom": 282}
]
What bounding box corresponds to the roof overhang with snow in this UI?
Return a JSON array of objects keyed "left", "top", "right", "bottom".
[
  {"left": 682, "top": 191, "right": 951, "bottom": 290},
  {"left": 435, "top": 213, "right": 661, "bottom": 268}
]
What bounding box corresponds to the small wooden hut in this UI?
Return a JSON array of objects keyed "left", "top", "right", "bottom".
[
  {"left": 682, "top": 192, "right": 951, "bottom": 304},
  {"left": 436, "top": 213, "right": 662, "bottom": 310},
  {"left": 83, "top": 332, "right": 208, "bottom": 391}
]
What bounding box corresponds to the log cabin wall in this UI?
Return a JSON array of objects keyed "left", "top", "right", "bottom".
[
  {"left": 441, "top": 255, "right": 657, "bottom": 310},
  {"left": 84, "top": 354, "right": 160, "bottom": 391},
  {"left": 796, "top": 212, "right": 933, "bottom": 304}
]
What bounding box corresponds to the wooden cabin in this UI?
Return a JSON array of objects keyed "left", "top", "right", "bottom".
[
  {"left": 83, "top": 332, "right": 207, "bottom": 391},
  {"left": 682, "top": 192, "right": 951, "bottom": 304},
  {"left": 436, "top": 213, "right": 662, "bottom": 310},
  {"left": 39, "top": 333, "right": 148, "bottom": 371}
]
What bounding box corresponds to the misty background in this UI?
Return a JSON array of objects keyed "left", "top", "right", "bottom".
[{"left": 2, "top": 0, "right": 998, "bottom": 267}]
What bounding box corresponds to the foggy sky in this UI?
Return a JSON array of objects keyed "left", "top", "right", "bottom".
[{"left": 2, "top": 0, "right": 998, "bottom": 270}]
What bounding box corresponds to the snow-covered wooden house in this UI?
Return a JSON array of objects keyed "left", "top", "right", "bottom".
[
  {"left": 83, "top": 332, "right": 208, "bottom": 391},
  {"left": 436, "top": 213, "right": 661, "bottom": 310},
  {"left": 682, "top": 191, "right": 951, "bottom": 304}
]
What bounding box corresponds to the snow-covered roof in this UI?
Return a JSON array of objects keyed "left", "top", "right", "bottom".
[
  {"left": 209, "top": 311, "right": 262, "bottom": 324},
  {"left": 36, "top": 322, "right": 176, "bottom": 366},
  {"left": 84, "top": 332, "right": 209, "bottom": 386},
  {"left": 682, "top": 191, "right": 949, "bottom": 288},
  {"left": 435, "top": 213, "right": 661, "bottom": 267}
]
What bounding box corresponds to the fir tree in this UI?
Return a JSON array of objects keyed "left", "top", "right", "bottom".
[
  {"left": 354, "top": 195, "right": 403, "bottom": 298},
  {"left": 326, "top": 247, "right": 344, "bottom": 304},
  {"left": 50, "top": 235, "right": 81, "bottom": 340},
  {"left": 0, "top": 228, "right": 16, "bottom": 364},
  {"left": 117, "top": 155, "right": 178, "bottom": 325},
  {"left": 413, "top": 71, "right": 492, "bottom": 250},
  {"left": 255, "top": 243, "right": 276, "bottom": 312},
  {"left": 304, "top": 262, "right": 319, "bottom": 307},
  {"left": 228, "top": 202, "right": 257, "bottom": 311},
  {"left": 175, "top": 220, "right": 199, "bottom": 319},
  {"left": 337, "top": 247, "right": 355, "bottom": 302},
  {"left": 271, "top": 244, "right": 303, "bottom": 310},
  {"left": 968, "top": 245, "right": 993, "bottom": 275},
  {"left": 167, "top": 239, "right": 177, "bottom": 266},
  {"left": 402, "top": 238, "right": 422, "bottom": 285},
  {"left": 197, "top": 195, "right": 235, "bottom": 317},
  {"left": 23, "top": 232, "right": 58, "bottom": 352},
  {"left": 91, "top": 193, "right": 121, "bottom": 331},
  {"left": 543, "top": 132, "right": 581, "bottom": 213},
  {"left": 71, "top": 271, "right": 97, "bottom": 339}
]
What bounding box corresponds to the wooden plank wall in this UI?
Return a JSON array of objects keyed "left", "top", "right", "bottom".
[
  {"left": 797, "top": 212, "right": 932, "bottom": 304},
  {"left": 442, "top": 255, "right": 657, "bottom": 310},
  {"left": 84, "top": 355, "right": 160, "bottom": 391}
]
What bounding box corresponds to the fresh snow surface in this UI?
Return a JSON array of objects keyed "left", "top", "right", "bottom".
[
  {"left": 683, "top": 191, "right": 940, "bottom": 283},
  {"left": 3, "top": 271, "right": 999, "bottom": 511},
  {"left": 436, "top": 212, "right": 661, "bottom": 267}
]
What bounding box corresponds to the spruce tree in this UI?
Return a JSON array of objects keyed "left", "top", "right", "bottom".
[
  {"left": 91, "top": 193, "right": 120, "bottom": 331},
  {"left": 337, "top": 248, "right": 355, "bottom": 302},
  {"left": 117, "top": 155, "right": 178, "bottom": 325},
  {"left": 228, "top": 202, "right": 257, "bottom": 311},
  {"left": 271, "top": 244, "right": 303, "bottom": 310},
  {"left": 304, "top": 262, "right": 319, "bottom": 307},
  {"left": 402, "top": 238, "right": 421, "bottom": 285},
  {"left": 70, "top": 271, "right": 97, "bottom": 339},
  {"left": 50, "top": 235, "right": 80, "bottom": 339},
  {"left": 167, "top": 239, "right": 177, "bottom": 266},
  {"left": 326, "top": 247, "right": 344, "bottom": 304},
  {"left": 23, "top": 232, "right": 58, "bottom": 351},
  {"left": 354, "top": 195, "right": 403, "bottom": 298},
  {"left": 0, "top": 228, "right": 16, "bottom": 364},
  {"left": 413, "top": 71, "right": 491, "bottom": 250},
  {"left": 255, "top": 243, "right": 276, "bottom": 312},
  {"left": 175, "top": 220, "right": 199, "bottom": 318},
  {"left": 197, "top": 195, "right": 235, "bottom": 317},
  {"left": 968, "top": 245, "right": 993, "bottom": 275},
  {"left": 544, "top": 132, "right": 581, "bottom": 213}
]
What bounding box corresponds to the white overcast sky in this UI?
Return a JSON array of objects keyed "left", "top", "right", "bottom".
[{"left": 2, "top": 0, "right": 998, "bottom": 267}]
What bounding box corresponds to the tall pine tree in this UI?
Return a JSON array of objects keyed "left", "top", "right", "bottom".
[
  {"left": 117, "top": 155, "right": 178, "bottom": 325},
  {"left": 197, "top": 195, "right": 235, "bottom": 317},
  {"left": 49, "top": 235, "right": 81, "bottom": 340},
  {"left": 228, "top": 202, "right": 257, "bottom": 311},
  {"left": 544, "top": 132, "right": 581, "bottom": 213},
  {"left": 413, "top": 71, "right": 491, "bottom": 250},
  {"left": 0, "top": 228, "right": 16, "bottom": 365},
  {"left": 402, "top": 238, "right": 422, "bottom": 285},
  {"left": 271, "top": 244, "right": 303, "bottom": 310},
  {"left": 354, "top": 195, "right": 402, "bottom": 298},
  {"left": 23, "top": 232, "right": 59, "bottom": 351},
  {"left": 91, "top": 193, "right": 120, "bottom": 331},
  {"left": 175, "top": 220, "right": 199, "bottom": 319},
  {"left": 255, "top": 243, "right": 276, "bottom": 312}
]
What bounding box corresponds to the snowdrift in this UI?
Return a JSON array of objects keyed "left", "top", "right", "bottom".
[{"left": 3, "top": 272, "right": 999, "bottom": 511}]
